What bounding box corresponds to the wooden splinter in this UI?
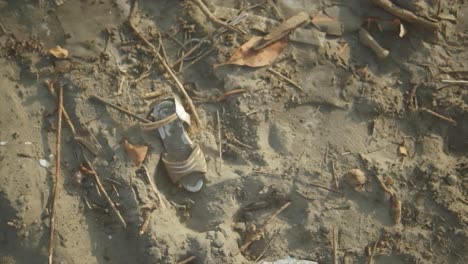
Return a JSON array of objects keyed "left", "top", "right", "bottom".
[{"left": 359, "top": 28, "right": 389, "bottom": 59}]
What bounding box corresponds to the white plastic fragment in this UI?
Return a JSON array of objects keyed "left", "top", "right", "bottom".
[
  {"left": 173, "top": 93, "right": 191, "bottom": 125},
  {"left": 39, "top": 159, "right": 51, "bottom": 168},
  {"left": 0, "top": 141, "right": 7, "bottom": 146},
  {"left": 183, "top": 179, "right": 204, "bottom": 193},
  {"left": 24, "top": 142, "right": 33, "bottom": 145}
]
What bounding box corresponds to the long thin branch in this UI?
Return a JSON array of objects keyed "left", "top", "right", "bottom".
[{"left": 48, "top": 85, "right": 63, "bottom": 264}]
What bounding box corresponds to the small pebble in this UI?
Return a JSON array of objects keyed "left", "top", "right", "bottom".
[{"left": 445, "top": 174, "right": 458, "bottom": 186}]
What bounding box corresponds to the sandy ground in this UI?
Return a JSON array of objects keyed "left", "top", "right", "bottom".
[{"left": 0, "top": 0, "right": 467, "bottom": 263}]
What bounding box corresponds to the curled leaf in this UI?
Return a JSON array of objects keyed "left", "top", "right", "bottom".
[
  {"left": 124, "top": 139, "right": 148, "bottom": 166},
  {"left": 217, "top": 36, "right": 287, "bottom": 68},
  {"left": 49, "top": 45, "right": 69, "bottom": 59}
]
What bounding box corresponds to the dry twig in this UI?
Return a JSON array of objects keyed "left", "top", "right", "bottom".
[
  {"left": 310, "top": 182, "right": 342, "bottom": 194},
  {"left": 236, "top": 201, "right": 291, "bottom": 254},
  {"left": 190, "top": 0, "right": 244, "bottom": 35},
  {"left": 90, "top": 95, "right": 151, "bottom": 123},
  {"left": 48, "top": 85, "right": 63, "bottom": 264},
  {"left": 372, "top": 0, "right": 438, "bottom": 30},
  {"left": 140, "top": 165, "right": 166, "bottom": 209},
  {"left": 84, "top": 159, "right": 127, "bottom": 228},
  {"left": 216, "top": 88, "right": 246, "bottom": 102},
  {"left": 358, "top": 28, "right": 389, "bottom": 59},
  {"left": 441, "top": 79, "right": 468, "bottom": 85},
  {"left": 420, "top": 107, "right": 457, "bottom": 125},
  {"left": 268, "top": 68, "right": 304, "bottom": 92},
  {"left": 45, "top": 80, "right": 77, "bottom": 135},
  {"left": 332, "top": 226, "right": 338, "bottom": 264},
  {"left": 177, "top": 256, "right": 196, "bottom": 264},
  {"left": 216, "top": 110, "right": 222, "bottom": 161}
]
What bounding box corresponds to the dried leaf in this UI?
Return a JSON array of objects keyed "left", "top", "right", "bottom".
[
  {"left": 49, "top": 45, "right": 69, "bottom": 59},
  {"left": 217, "top": 36, "right": 287, "bottom": 68},
  {"left": 124, "top": 139, "right": 148, "bottom": 166}
]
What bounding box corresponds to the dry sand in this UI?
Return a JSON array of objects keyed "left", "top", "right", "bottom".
[{"left": 0, "top": 0, "right": 467, "bottom": 263}]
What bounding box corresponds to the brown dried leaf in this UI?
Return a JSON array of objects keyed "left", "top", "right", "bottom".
[
  {"left": 124, "top": 139, "right": 148, "bottom": 166},
  {"left": 218, "top": 36, "right": 287, "bottom": 68},
  {"left": 49, "top": 45, "right": 69, "bottom": 59}
]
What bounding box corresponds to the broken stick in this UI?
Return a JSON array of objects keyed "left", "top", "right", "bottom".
[
  {"left": 85, "top": 159, "right": 127, "bottom": 228},
  {"left": 48, "top": 85, "right": 63, "bottom": 264},
  {"left": 190, "top": 0, "right": 244, "bottom": 35},
  {"left": 89, "top": 95, "right": 151, "bottom": 123},
  {"left": 372, "top": 0, "right": 438, "bottom": 31},
  {"left": 177, "top": 256, "right": 196, "bottom": 264},
  {"left": 420, "top": 107, "right": 457, "bottom": 125},
  {"left": 268, "top": 68, "right": 304, "bottom": 92},
  {"left": 359, "top": 28, "right": 389, "bottom": 59},
  {"left": 140, "top": 165, "right": 167, "bottom": 209},
  {"left": 332, "top": 226, "right": 338, "bottom": 264}
]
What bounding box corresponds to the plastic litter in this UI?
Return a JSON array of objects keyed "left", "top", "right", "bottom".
[
  {"left": 39, "top": 159, "right": 51, "bottom": 168},
  {"left": 0, "top": 141, "right": 7, "bottom": 146}
]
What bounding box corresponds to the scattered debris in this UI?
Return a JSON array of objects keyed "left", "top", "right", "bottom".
[
  {"left": 123, "top": 139, "right": 148, "bottom": 167},
  {"left": 48, "top": 45, "right": 69, "bottom": 59},
  {"left": 358, "top": 28, "right": 389, "bottom": 59}
]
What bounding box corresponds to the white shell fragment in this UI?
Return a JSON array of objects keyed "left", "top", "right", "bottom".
[
  {"left": 0, "top": 141, "right": 7, "bottom": 146},
  {"left": 39, "top": 159, "right": 51, "bottom": 168}
]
